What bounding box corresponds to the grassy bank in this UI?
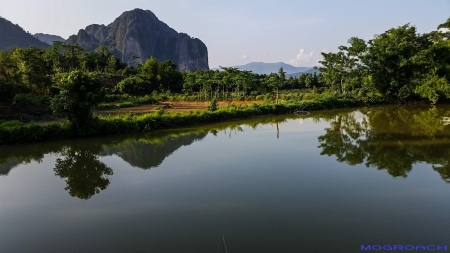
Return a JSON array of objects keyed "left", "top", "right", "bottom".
[{"left": 0, "top": 97, "right": 389, "bottom": 145}]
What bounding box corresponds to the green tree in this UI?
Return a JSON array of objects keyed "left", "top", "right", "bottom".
[
  {"left": 263, "top": 68, "right": 285, "bottom": 104},
  {"left": 362, "top": 24, "right": 431, "bottom": 100},
  {"left": 437, "top": 17, "right": 450, "bottom": 30},
  {"left": 0, "top": 50, "right": 19, "bottom": 83},
  {"left": 11, "top": 47, "right": 53, "bottom": 94},
  {"left": 113, "top": 76, "right": 152, "bottom": 95},
  {"left": 409, "top": 31, "right": 450, "bottom": 103},
  {"left": 51, "top": 70, "right": 103, "bottom": 135},
  {"left": 319, "top": 37, "right": 366, "bottom": 94}
]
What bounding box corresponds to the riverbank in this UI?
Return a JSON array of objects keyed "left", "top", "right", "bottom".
[{"left": 0, "top": 97, "right": 386, "bottom": 145}]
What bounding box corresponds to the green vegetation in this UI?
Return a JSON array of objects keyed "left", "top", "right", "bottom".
[
  {"left": 1, "top": 18, "right": 450, "bottom": 144},
  {"left": 50, "top": 71, "right": 104, "bottom": 135},
  {"left": 207, "top": 98, "right": 218, "bottom": 112},
  {"left": 97, "top": 94, "right": 158, "bottom": 109},
  {"left": 0, "top": 98, "right": 361, "bottom": 145},
  {"left": 319, "top": 20, "right": 450, "bottom": 103}
]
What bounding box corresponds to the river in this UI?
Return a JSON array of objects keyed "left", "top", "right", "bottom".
[{"left": 1, "top": 105, "right": 450, "bottom": 253}]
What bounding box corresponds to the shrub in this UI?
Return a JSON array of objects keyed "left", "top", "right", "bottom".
[
  {"left": 207, "top": 98, "right": 218, "bottom": 112},
  {"left": 113, "top": 76, "right": 153, "bottom": 95}
]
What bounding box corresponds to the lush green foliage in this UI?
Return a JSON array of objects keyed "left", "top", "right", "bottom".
[
  {"left": 50, "top": 71, "right": 104, "bottom": 135},
  {"left": 112, "top": 76, "right": 152, "bottom": 95},
  {"left": 0, "top": 98, "right": 362, "bottom": 145},
  {"left": 319, "top": 20, "right": 450, "bottom": 103},
  {"left": 2, "top": 18, "right": 450, "bottom": 144},
  {"left": 181, "top": 66, "right": 322, "bottom": 101}
]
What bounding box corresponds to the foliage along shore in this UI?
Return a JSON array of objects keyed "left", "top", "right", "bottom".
[
  {"left": 1, "top": 17, "right": 450, "bottom": 145},
  {"left": 0, "top": 97, "right": 388, "bottom": 146}
]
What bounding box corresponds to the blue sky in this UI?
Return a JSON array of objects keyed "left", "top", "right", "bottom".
[{"left": 0, "top": 0, "right": 449, "bottom": 68}]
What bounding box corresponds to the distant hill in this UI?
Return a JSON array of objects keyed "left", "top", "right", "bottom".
[
  {"left": 66, "top": 8, "right": 209, "bottom": 71},
  {"left": 0, "top": 16, "right": 49, "bottom": 50},
  {"left": 286, "top": 68, "right": 320, "bottom": 78},
  {"left": 215, "top": 62, "right": 313, "bottom": 75},
  {"left": 34, "top": 33, "right": 65, "bottom": 45}
]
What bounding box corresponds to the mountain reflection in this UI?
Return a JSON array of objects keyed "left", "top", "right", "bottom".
[
  {"left": 0, "top": 116, "right": 289, "bottom": 198},
  {"left": 99, "top": 132, "right": 207, "bottom": 169},
  {"left": 317, "top": 106, "right": 450, "bottom": 181}
]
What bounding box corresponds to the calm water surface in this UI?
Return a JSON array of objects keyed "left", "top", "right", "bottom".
[{"left": 1, "top": 105, "right": 450, "bottom": 253}]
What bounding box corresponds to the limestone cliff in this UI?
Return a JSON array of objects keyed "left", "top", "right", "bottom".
[{"left": 66, "top": 9, "right": 209, "bottom": 71}]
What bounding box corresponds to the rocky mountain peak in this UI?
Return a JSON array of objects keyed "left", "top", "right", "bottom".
[{"left": 66, "top": 9, "right": 209, "bottom": 71}]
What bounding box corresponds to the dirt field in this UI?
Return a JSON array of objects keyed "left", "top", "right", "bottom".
[{"left": 95, "top": 101, "right": 262, "bottom": 116}]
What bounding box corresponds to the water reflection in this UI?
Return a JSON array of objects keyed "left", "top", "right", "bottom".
[
  {"left": 317, "top": 106, "right": 450, "bottom": 181},
  {"left": 2, "top": 105, "right": 450, "bottom": 200},
  {"left": 0, "top": 116, "right": 289, "bottom": 199},
  {"left": 54, "top": 145, "right": 113, "bottom": 200},
  {"left": 99, "top": 132, "right": 207, "bottom": 169}
]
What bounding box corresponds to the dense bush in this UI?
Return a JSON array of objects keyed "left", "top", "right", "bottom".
[{"left": 112, "top": 76, "right": 153, "bottom": 95}]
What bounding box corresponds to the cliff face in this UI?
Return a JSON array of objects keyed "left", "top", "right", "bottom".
[
  {"left": 0, "top": 17, "right": 49, "bottom": 50},
  {"left": 66, "top": 9, "right": 209, "bottom": 71}
]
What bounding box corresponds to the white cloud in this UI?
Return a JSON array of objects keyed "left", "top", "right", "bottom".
[
  {"left": 289, "top": 49, "right": 315, "bottom": 66},
  {"left": 240, "top": 55, "right": 248, "bottom": 59}
]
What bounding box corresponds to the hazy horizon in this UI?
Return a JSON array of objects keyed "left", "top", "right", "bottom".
[{"left": 1, "top": 0, "right": 448, "bottom": 68}]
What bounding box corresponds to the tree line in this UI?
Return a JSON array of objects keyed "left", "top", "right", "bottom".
[
  {"left": 0, "top": 41, "right": 323, "bottom": 105},
  {"left": 1, "top": 18, "right": 450, "bottom": 102},
  {"left": 1, "top": 17, "right": 450, "bottom": 131},
  {"left": 319, "top": 18, "right": 450, "bottom": 103}
]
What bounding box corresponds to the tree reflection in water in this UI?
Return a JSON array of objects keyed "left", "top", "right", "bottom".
[
  {"left": 317, "top": 106, "right": 450, "bottom": 181},
  {"left": 54, "top": 146, "right": 113, "bottom": 200},
  {"left": 3, "top": 108, "right": 450, "bottom": 202}
]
